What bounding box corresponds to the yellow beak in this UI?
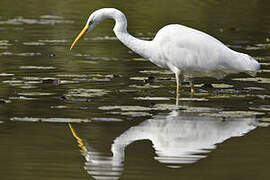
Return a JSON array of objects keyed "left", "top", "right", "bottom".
[{"left": 70, "top": 24, "right": 89, "bottom": 50}]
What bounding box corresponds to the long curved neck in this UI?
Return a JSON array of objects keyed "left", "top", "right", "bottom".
[{"left": 103, "top": 9, "right": 153, "bottom": 59}]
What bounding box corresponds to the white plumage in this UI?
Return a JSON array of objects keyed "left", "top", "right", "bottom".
[{"left": 70, "top": 8, "right": 260, "bottom": 103}]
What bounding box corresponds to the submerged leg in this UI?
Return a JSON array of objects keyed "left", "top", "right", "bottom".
[{"left": 190, "top": 80, "right": 194, "bottom": 95}]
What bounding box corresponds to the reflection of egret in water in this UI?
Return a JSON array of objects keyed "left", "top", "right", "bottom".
[{"left": 69, "top": 111, "right": 258, "bottom": 179}]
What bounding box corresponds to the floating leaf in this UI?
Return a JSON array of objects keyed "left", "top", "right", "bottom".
[
  {"left": 179, "top": 97, "right": 208, "bottom": 101},
  {"left": 0, "top": 99, "right": 11, "bottom": 104},
  {"left": 129, "top": 84, "right": 160, "bottom": 89},
  {"left": 249, "top": 105, "right": 270, "bottom": 112},
  {"left": 257, "top": 95, "right": 270, "bottom": 99},
  {"left": 259, "top": 69, "right": 270, "bottom": 73},
  {"left": 243, "top": 87, "right": 265, "bottom": 91},
  {"left": 91, "top": 117, "right": 123, "bottom": 122},
  {"left": 134, "top": 96, "right": 171, "bottom": 101},
  {"left": 50, "top": 105, "right": 68, "bottom": 109},
  {"left": 139, "top": 70, "right": 173, "bottom": 75},
  {"left": 129, "top": 77, "right": 148, "bottom": 81},
  {"left": 99, "top": 105, "right": 153, "bottom": 111},
  {"left": 18, "top": 92, "right": 55, "bottom": 96},
  {"left": 0, "top": 73, "right": 14, "bottom": 77},
  {"left": 40, "top": 15, "right": 63, "bottom": 19},
  {"left": 232, "top": 77, "right": 270, "bottom": 83},
  {"left": 131, "top": 58, "right": 148, "bottom": 61},
  {"left": 22, "top": 77, "right": 41, "bottom": 81},
  {"left": 9, "top": 96, "right": 37, "bottom": 100},
  {"left": 258, "top": 118, "right": 270, "bottom": 122},
  {"left": 182, "top": 106, "right": 217, "bottom": 113},
  {"left": 19, "top": 66, "right": 56, "bottom": 70},
  {"left": 10, "top": 117, "right": 91, "bottom": 123},
  {"left": 107, "top": 111, "right": 152, "bottom": 117},
  {"left": 151, "top": 104, "right": 181, "bottom": 111},
  {"left": 66, "top": 89, "right": 110, "bottom": 98},
  {"left": 19, "top": 85, "right": 38, "bottom": 89},
  {"left": 212, "top": 83, "right": 234, "bottom": 88},
  {"left": 23, "top": 42, "right": 45, "bottom": 46},
  {"left": 200, "top": 111, "right": 264, "bottom": 118}
]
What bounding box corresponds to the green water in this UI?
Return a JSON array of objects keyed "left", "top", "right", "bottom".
[{"left": 0, "top": 0, "right": 270, "bottom": 180}]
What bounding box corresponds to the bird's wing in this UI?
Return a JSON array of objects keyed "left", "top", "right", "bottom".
[{"left": 155, "top": 25, "right": 234, "bottom": 72}]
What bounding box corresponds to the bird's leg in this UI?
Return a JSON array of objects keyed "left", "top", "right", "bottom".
[
  {"left": 175, "top": 73, "right": 180, "bottom": 106},
  {"left": 190, "top": 80, "right": 194, "bottom": 95}
]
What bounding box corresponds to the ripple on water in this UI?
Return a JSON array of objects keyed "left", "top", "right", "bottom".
[
  {"left": 38, "top": 39, "right": 70, "bottom": 44},
  {"left": 40, "top": 15, "right": 63, "bottom": 19},
  {"left": 0, "top": 52, "right": 42, "bottom": 56},
  {"left": 0, "top": 16, "right": 73, "bottom": 25},
  {"left": 23, "top": 42, "right": 45, "bottom": 46},
  {"left": 19, "top": 66, "right": 56, "bottom": 70},
  {"left": 84, "top": 36, "right": 118, "bottom": 41}
]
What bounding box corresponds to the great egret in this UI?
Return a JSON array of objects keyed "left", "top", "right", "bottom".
[{"left": 70, "top": 8, "right": 260, "bottom": 104}]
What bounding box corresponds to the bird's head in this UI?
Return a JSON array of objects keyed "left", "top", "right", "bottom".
[{"left": 70, "top": 9, "right": 105, "bottom": 50}]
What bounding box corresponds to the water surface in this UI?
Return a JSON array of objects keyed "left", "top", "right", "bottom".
[{"left": 0, "top": 0, "right": 270, "bottom": 180}]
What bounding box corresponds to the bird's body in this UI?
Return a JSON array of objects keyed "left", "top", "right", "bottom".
[
  {"left": 70, "top": 8, "right": 260, "bottom": 104},
  {"left": 151, "top": 24, "right": 259, "bottom": 76}
]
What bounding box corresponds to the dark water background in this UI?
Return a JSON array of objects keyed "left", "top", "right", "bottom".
[{"left": 0, "top": 0, "right": 270, "bottom": 180}]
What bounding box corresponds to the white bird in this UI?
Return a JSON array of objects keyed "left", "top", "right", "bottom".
[{"left": 70, "top": 8, "right": 260, "bottom": 104}]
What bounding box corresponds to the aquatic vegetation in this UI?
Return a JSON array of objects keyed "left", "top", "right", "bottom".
[
  {"left": 211, "top": 83, "right": 234, "bottom": 88},
  {"left": 129, "top": 76, "right": 149, "bottom": 81},
  {"left": 9, "top": 96, "right": 37, "bottom": 100},
  {"left": 50, "top": 105, "right": 68, "bottom": 109},
  {"left": 10, "top": 117, "right": 91, "bottom": 123},
  {"left": 179, "top": 97, "right": 208, "bottom": 101},
  {"left": 99, "top": 105, "right": 153, "bottom": 111},
  {"left": 249, "top": 105, "right": 270, "bottom": 112},
  {"left": 131, "top": 57, "right": 148, "bottom": 61},
  {"left": 139, "top": 70, "right": 173, "bottom": 75},
  {"left": 0, "top": 99, "right": 11, "bottom": 103},
  {"left": 23, "top": 42, "right": 45, "bottom": 46},
  {"left": 232, "top": 77, "right": 270, "bottom": 83},
  {"left": 200, "top": 111, "right": 264, "bottom": 118},
  {"left": 17, "top": 92, "right": 55, "bottom": 96},
  {"left": 0, "top": 73, "right": 14, "bottom": 77},
  {"left": 91, "top": 117, "right": 123, "bottom": 122},
  {"left": 107, "top": 111, "right": 152, "bottom": 117},
  {"left": 129, "top": 84, "right": 161, "bottom": 89},
  {"left": 19, "top": 66, "right": 56, "bottom": 70},
  {"left": 134, "top": 96, "right": 171, "bottom": 101},
  {"left": 65, "top": 88, "right": 110, "bottom": 98}
]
